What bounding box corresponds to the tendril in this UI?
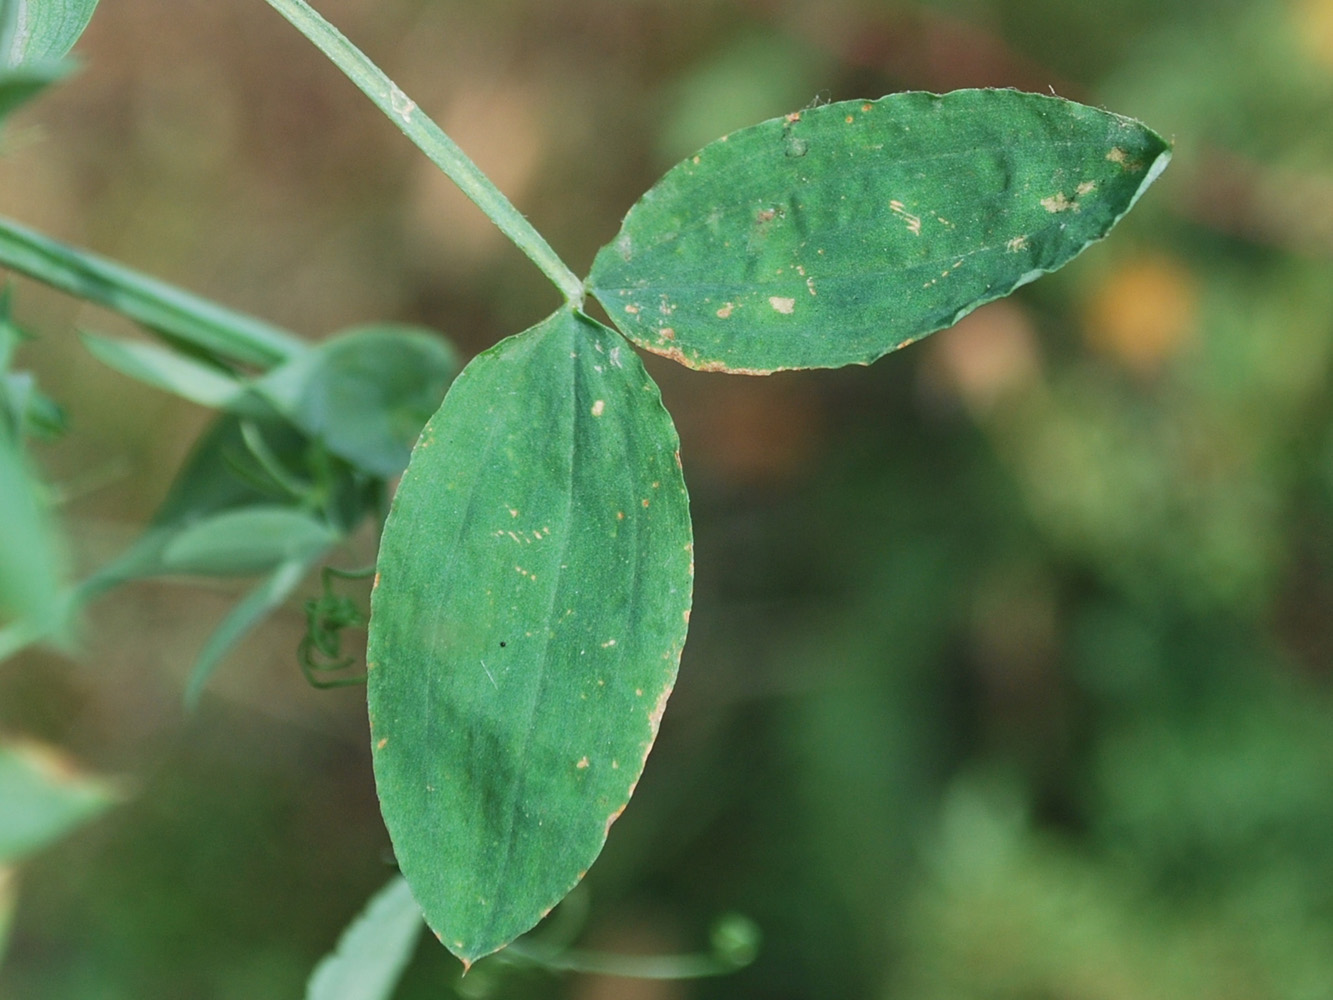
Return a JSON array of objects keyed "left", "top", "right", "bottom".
[{"left": 299, "top": 563, "right": 375, "bottom": 689}]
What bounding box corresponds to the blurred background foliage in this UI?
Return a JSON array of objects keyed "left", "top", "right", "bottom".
[{"left": 2, "top": 0, "right": 1333, "bottom": 996}]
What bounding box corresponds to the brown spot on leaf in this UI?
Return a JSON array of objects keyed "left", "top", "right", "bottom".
[
  {"left": 890, "top": 200, "right": 923, "bottom": 234},
  {"left": 1041, "top": 191, "right": 1078, "bottom": 213},
  {"left": 648, "top": 685, "right": 673, "bottom": 735},
  {"left": 604, "top": 804, "right": 627, "bottom": 839},
  {"left": 640, "top": 342, "right": 777, "bottom": 375}
]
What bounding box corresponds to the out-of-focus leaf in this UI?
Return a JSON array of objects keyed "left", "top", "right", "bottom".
[
  {"left": 152, "top": 414, "right": 314, "bottom": 528},
  {"left": 0, "top": 287, "right": 17, "bottom": 368},
  {"left": 0, "top": 0, "right": 95, "bottom": 122},
  {"left": 149, "top": 413, "right": 375, "bottom": 534},
  {"left": 2, "top": 0, "right": 100, "bottom": 66},
  {"left": 3, "top": 372, "right": 66, "bottom": 439},
  {"left": 590, "top": 89, "right": 1170, "bottom": 373},
  {"left": 0, "top": 60, "right": 68, "bottom": 119},
  {"left": 0, "top": 295, "right": 64, "bottom": 442},
  {"left": 0, "top": 215, "right": 305, "bottom": 368},
  {"left": 159, "top": 505, "right": 337, "bottom": 577},
  {"left": 0, "top": 426, "right": 63, "bottom": 642},
  {"left": 72, "top": 412, "right": 374, "bottom": 615},
  {"left": 79, "top": 331, "right": 246, "bottom": 409},
  {"left": 368, "top": 309, "right": 693, "bottom": 964},
  {"left": 0, "top": 866, "right": 13, "bottom": 970},
  {"left": 184, "top": 555, "right": 315, "bottom": 708},
  {"left": 258, "top": 324, "right": 459, "bottom": 479},
  {"left": 305, "top": 876, "right": 422, "bottom": 1000},
  {"left": 0, "top": 739, "right": 116, "bottom": 865}
]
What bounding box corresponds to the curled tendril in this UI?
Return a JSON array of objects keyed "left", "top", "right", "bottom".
[{"left": 299, "top": 564, "right": 374, "bottom": 689}]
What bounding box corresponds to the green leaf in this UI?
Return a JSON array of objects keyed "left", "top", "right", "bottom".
[
  {"left": 0, "top": 214, "right": 306, "bottom": 368},
  {"left": 2, "top": 0, "right": 100, "bottom": 66},
  {"left": 0, "top": 60, "right": 70, "bottom": 119},
  {"left": 184, "top": 555, "right": 315, "bottom": 708},
  {"left": 258, "top": 324, "right": 459, "bottom": 478},
  {"left": 160, "top": 505, "right": 337, "bottom": 576},
  {"left": 150, "top": 414, "right": 320, "bottom": 528},
  {"left": 367, "top": 309, "right": 693, "bottom": 964},
  {"left": 74, "top": 412, "right": 375, "bottom": 603},
  {"left": 589, "top": 89, "right": 1170, "bottom": 373},
  {"left": 0, "top": 0, "right": 95, "bottom": 121},
  {"left": 0, "top": 739, "right": 117, "bottom": 865},
  {"left": 0, "top": 425, "right": 64, "bottom": 641},
  {"left": 0, "top": 867, "right": 13, "bottom": 971},
  {"left": 80, "top": 331, "right": 247, "bottom": 409},
  {"left": 305, "top": 876, "right": 422, "bottom": 1000}
]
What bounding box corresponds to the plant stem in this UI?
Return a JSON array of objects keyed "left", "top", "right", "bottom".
[
  {"left": 501, "top": 939, "right": 745, "bottom": 980},
  {"left": 261, "top": 0, "right": 585, "bottom": 307},
  {"left": 0, "top": 216, "right": 305, "bottom": 368}
]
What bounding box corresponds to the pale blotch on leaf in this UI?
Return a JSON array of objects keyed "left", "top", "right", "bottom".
[
  {"left": 890, "top": 200, "right": 923, "bottom": 235},
  {"left": 769, "top": 296, "right": 796, "bottom": 314},
  {"left": 1041, "top": 192, "right": 1077, "bottom": 213}
]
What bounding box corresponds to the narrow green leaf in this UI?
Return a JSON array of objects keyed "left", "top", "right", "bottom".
[
  {"left": 69, "top": 410, "right": 376, "bottom": 610},
  {"left": 0, "top": 425, "right": 64, "bottom": 640},
  {"left": 0, "top": 739, "right": 117, "bottom": 864},
  {"left": 0, "top": 867, "right": 13, "bottom": 971},
  {"left": 257, "top": 324, "right": 459, "bottom": 478},
  {"left": 149, "top": 414, "right": 339, "bottom": 529},
  {"left": 80, "top": 331, "right": 246, "bottom": 409},
  {"left": 2, "top": 0, "right": 100, "bottom": 66},
  {"left": 160, "top": 505, "right": 336, "bottom": 576},
  {"left": 368, "top": 309, "right": 693, "bottom": 964},
  {"left": 305, "top": 876, "right": 422, "bottom": 1000},
  {"left": 0, "top": 214, "right": 306, "bottom": 368},
  {"left": 0, "top": 60, "right": 70, "bottom": 119},
  {"left": 184, "top": 556, "right": 314, "bottom": 708},
  {"left": 589, "top": 89, "right": 1170, "bottom": 373}
]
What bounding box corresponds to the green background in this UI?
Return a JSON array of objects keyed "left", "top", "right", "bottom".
[{"left": 4, "top": 0, "right": 1333, "bottom": 997}]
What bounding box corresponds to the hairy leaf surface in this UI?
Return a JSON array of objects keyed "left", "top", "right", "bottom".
[
  {"left": 590, "top": 89, "right": 1170, "bottom": 373},
  {"left": 367, "top": 309, "right": 692, "bottom": 964}
]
